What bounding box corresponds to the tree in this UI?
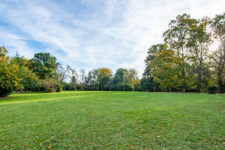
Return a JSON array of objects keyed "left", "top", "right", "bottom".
[
  {"left": 163, "top": 14, "right": 197, "bottom": 92},
  {"left": 151, "top": 45, "right": 182, "bottom": 91},
  {"left": 112, "top": 68, "right": 128, "bottom": 90},
  {"left": 187, "top": 17, "right": 211, "bottom": 92},
  {"left": 91, "top": 68, "right": 112, "bottom": 90},
  {"left": 79, "top": 69, "right": 85, "bottom": 90},
  {"left": 140, "top": 77, "right": 159, "bottom": 92},
  {"left": 29, "top": 53, "right": 58, "bottom": 79},
  {"left": 0, "top": 47, "right": 20, "bottom": 96},
  {"left": 141, "top": 44, "right": 163, "bottom": 91},
  {"left": 70, "top": 68, "right": 78, "bottom": 90},
  {"left": 98, "top": 68, "right": 112, "bottom": 90},
  {"left": 38, "top": 78, "right": 59, "bottom": 92},
  {"left": 84, "top": 71, "right": 96, "bottom": 90},
  {"left": 110, "top": 68, "right": 134, "bottom": 91},
  {"left": 55, "top": 65, "right": 71, "bottom": 86},
  {"left": 210, "top": 13, "right": 225, "bottom": 93},
  {"left": 143, "top": 44, "right": 164, "bottom": 77},
  {"left": 113, "top": 68, "right": 128, "bottom": 84},
  {"left": 127, "top": 69, "right": 139, "bottom": 90},
  {"left": 11, "top": 55, "right": 38, "bottom": 92}
]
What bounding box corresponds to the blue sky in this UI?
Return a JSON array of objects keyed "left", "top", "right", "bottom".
[{"left": 0, "top": 0, "right": 224, "bottom": 76}]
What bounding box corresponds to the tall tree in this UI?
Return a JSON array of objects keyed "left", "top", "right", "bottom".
[
  {"left": 0, "top": 47, "right": 18, "bottom": 96},
  {"left": 141, "top": 44, "right": 163, "bottom": 91},
  {"left": 30, "top": 53, "right": 58, "bottom": 79},
  {"left": 92, "top": 68, "right": 112, "bottom": 90},
  {"left": 84, "top": 71, "right": 96, "bottom": 90},
  {"left": 187, "top": 17, "right": 211, "bottom": 92},
  {"left": 11, "top": 55, "right": 38, "bottom": 92},
  {"left": 127, "top": 69, "right": 139, "bottom": 90},
  {"left": 210, "top": 13, "right": 225, "bottom": 93},
  {"left": 70, "top": 67, "right": 78, "bottom": 90},
  {"left": 110, "top": 68, "right": 134, "bottom": 91},
  {"left": 0, "top": 47, "right": 37, "bottom": 96},
  {"left": 163, "top": 14, "right": 196, "bottom": 91},
  {"left": 113, "top": 68, "right": 128, "bottom": 84},
  {"left": 55, "top": 65, "right": 71, "bottom": 85},
  {"left": 143, "top": 44, "right": 164, "bottom": 77},
  {"left": 151, "top": 45, "right": 181, "bottom": 91}
]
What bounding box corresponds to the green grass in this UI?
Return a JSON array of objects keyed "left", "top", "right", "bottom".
[{"left": 0, "top": 91, "right": 224, "bottom": 149}]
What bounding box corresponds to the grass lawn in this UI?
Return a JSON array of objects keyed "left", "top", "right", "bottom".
[{"left": 0, "top": 91, "right": 224, "bottom": 149}]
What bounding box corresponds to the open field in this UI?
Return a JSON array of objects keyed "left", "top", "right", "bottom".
[{"left": 0, "top": 91, "right": 224, "bottom": 149}]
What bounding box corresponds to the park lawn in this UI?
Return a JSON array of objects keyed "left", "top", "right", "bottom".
[{"left": 0, "top": 91, "right": 224, "bottom": 149}]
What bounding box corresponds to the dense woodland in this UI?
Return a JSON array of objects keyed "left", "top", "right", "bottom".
[{"left": 0, "top": 13, "right": 224, "bottom": 96}]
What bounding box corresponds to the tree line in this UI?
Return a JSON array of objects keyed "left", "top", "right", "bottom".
[
  {"left": 0, "top": 49, "right": 140, "bottom": 96},
  {"left": 0, "top": 13, "right": 224, "bottom": 96}
]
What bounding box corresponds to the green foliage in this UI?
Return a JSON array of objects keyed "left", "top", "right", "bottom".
[
  {"left": 208, "top": 85, "right": 217, "bottom": 94},
  {"left": 93, "top": 68, "right": 112, "bottom": 90},
  {"left": 143, "top": 44, "right": 164, "bottom": 77},
  {"left": 11, "top": 56, "right": 38, "bottom": 91},
  {"left": 150, "top": 45, "right": 182, "bottom": 91},
  {"left": 139, "top": 77, "right": 159, "bottom": 91},
  {"left": 141, "top": 13, "right": 222, "bottom": 93},
  {"left": 142, "top": 44, "right": 163, "bottom": 91},
  {"left": 109, "top": 82, "right": 134, "bottom": 91},
  {"left": 163, "top": 14, "right": 197, "bottom": 92},
  {"left": 83, "top": 68, "right": 112, "bottom": 90},
  {"left": 113, "top": 68, "right": 128, "bottom": 84},
  {"left": 0, "top": 47, "right": 20, "bottom": 96},
  {"left": 64, "top": 83, "right": 73, "bottom": 91},
  {"left": 108, "top": 68, "right": 136, "bottom": 91},
  {"left": 29, "top": 53, "right": 58, "bottom": 79},
  {"left": 124, "top": 83, "right": 134, "bottom": 91},
  {"left": 210, "top": 13, "right": 225, "bottom": 93},
  {"left": 56, "top": 83, "right": 63, "bottom": 92},
  {"left": 0, "top": 87, "right": 12, "bottom": 97}
]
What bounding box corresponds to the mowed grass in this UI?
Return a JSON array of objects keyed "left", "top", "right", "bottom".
[{"left": 0, "top": 92, "right": 224, "bottom": 149}]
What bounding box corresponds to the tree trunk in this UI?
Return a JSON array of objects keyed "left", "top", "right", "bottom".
[
  {"left": 218, "top": 72, "right": 224, "bottom": 93},
  {"left": 181, "top": 49, "right": 186, "bottom": 92},
  {"left": 197, "top": 66, "right": 202, "bottom": 93},
  {"left": 20, "top": 88, "right": 23, "bottom": 94},
  {"left": 181, "top": 70, "right": 186, "bottom": 92}
]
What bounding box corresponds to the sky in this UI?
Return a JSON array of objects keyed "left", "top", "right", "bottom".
[{"left": 0, "top": 0, "right": 224, "bottom": 76}]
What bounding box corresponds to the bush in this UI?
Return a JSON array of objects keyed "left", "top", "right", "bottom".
[
  {"left": 64, "top": 83, "right": 77, "bottom": 91},
  {"left": 208, "top": 85, "right": 217, "bottom": 94},
  {"left": 0, "top": 87, "right": 12, "bottom": 97},
  {"left": 109, "top": 82, "right": 134, "bottom": 91},
  {"left": 124, "top": 84, "right": 134, "bottom": 91},
  {"left": 109, "top": 84, "right": 117, "bottom": 91},
  {"left": 38, "top": 79, "right": 58, "bottom": 93}
]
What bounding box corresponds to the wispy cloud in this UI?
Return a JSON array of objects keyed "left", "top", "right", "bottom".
[{"left": 0, "top": 0, "right": 224, "bottom": 76}]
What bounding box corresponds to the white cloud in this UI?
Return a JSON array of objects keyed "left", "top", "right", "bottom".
[
  {"left": 0, "top": 31, "right": 34, "bottom": 58},
  {"left": 0, "top": 0, "right": 224, "bottom": 76}
]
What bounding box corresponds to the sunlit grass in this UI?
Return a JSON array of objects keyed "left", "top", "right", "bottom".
[{"left": 0, "top": 91, "right": 224, "bottom": 149}]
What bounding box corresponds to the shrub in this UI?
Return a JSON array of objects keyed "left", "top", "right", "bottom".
[
  {"left": 64, "top": 83, "right": 72, "bottom": 91},
  {"left": 38, "top": 79, "right": 58, "bottom": 93},
  {"left": 64, "top": 83, "right": 77, "bottom": 91},
  {"left": 208, "top": 85, "right": 217, "bottom": 94},
  {"left": 109, "top": 84, "right": 117, "bottom": 91},
  {"left": 109, "top": 82, "right": 134, "bottom": 91},
  {"left": 0, "top": 87, "right": 12, "bottom": 97},
  {"left": 124, "top": 84, "right": 134, "bottom": 91}
]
